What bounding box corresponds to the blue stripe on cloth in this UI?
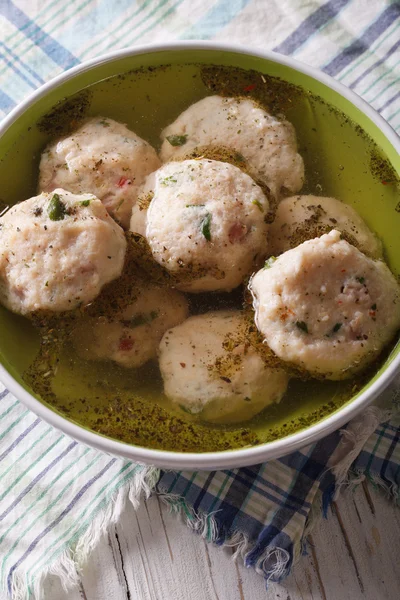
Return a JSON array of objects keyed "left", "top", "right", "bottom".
[
  {"left": 0, "top": 0, "right": 80, "bottom": 70},
  {"left": 273, "top": 0, "right": 350, "bottom": 55},
  {"left": 0, "top": 390, "right": 10, "bottom": 402},
  {"left": 379, "top": 426, "right": 400, "bottom": 483},
  {"left": 323, "top": 2, "right": 400, "bottom": 76},
  {"left": 1, "top": 41, "right": 45, "bottom": 85},
  {"left": 233, "top": 470, "right": 309, "bottom": 518},
  {"left": 0, "top": 50, "right": 39, "bottom": 89},
  {"left": 7, "top": 457, "right": 117, "bottom": 593},
  {"left": 180, "top": 0, "right": 252, "bottom": 40},
  {"left": 0, "top": 440, "right": 77, "bottom": 522},
  {"left": 192, "top": 471, "right": 215, "bottom": 512},
  {"left": 0, "top": 418, "right": 40, "bottom": 464},
  {"left": 349, "top": 38, "right": 400, "bottom": 89},
  {"left": 246, "top": 526, "right": 294, "bottom": 578},
  {"left": 242, "top": 467, "right": 312, "bottom": 511}
]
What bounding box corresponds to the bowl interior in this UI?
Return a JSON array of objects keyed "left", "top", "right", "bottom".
[{"left": 0, "top": 47, "right": 399, "bottom": 458}]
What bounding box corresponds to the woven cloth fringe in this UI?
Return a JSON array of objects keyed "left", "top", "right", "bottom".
[{"left": 6, "top": 467, "right": 159, "bottom": 600}]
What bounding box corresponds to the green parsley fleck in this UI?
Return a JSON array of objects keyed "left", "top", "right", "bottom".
[
  {"left": 264, "top": 256, "right": 277, "bottom": 269},
  {"left": 296, "top": 321, "right": 309, "bottom": 334},
  {"left": 252, "top": 199, "right": 264, "bottom": 212},
  {"left": 201, "top": 213, "right": 212, "bottom": 241},
  {"left": 166, "top": 134, "right": 187, "bottom": 147},
  {"left": 99, "top": 119, "right": 110, "bottom": 127},
  {"left": 80, "top": 199, "right": 91, "bottom": 207},
  {"left": 45, "top": 281, "right": 49, "bottom": 287},
  {"left": 356, "top": 276, "right": 365, "bottom": 284},
  {"left": 332, "top": 323, "right": 342, "bottom": 333},
  {"left": 185, "top": 204, "right": 205, "bottom": 208},
  {"left": 160, "top": 176, "right": 178, "bottom": 186},
  {"left": 371, "top": 303, "right": 377, "bottom": 310},
  {"left": 178, "top": 404, "right": 193, "bottom": 414},
  {"left": 48, "top": 194, "right": 66, "bottom": 221}
]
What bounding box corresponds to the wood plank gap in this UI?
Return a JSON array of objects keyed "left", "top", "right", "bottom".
[
  {"left": 79, "top": 581, "right": 88, "bottom": 600},
  {"left": 332, "top": 502, "right": 365, "bottom": 593},
  {"left": 233, "top": 553, "right": 246, "bottom": 600},
  {"left": 114, "top": 529, "right": 132, "bottom": 600},
  {"left": 362, "top": 480, "right": 376, "bottom": 515},
  {"left": 156, "top": 497, "right": 174, "bottom": 562},
  {"left": 136, "top": 533, "right": 155, "bottom": 600},
  {"left": 203, "top": 540, "right": 221, "bottom": 600},
  {"left": 352, "top": 497, "right": 362, "bottom": 524},
  {"left": 135, "top": 514, "right": 158, "bottom": 597},
  {"left": 107, "top": 531, "right": 120, "bottom": 574},
  {"left": 144, "top": 501, "right": 154, "bottom": 536},
  {"left": 308, "top": 535, "right": 327, "bottom": 600}
]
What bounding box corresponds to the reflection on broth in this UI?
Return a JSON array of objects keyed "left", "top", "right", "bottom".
[{"left": 0, "top": 63, "right": 399, "bottom": 453}]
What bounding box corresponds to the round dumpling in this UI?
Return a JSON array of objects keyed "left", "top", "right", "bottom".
[
  {"left": 158, "top": 311, "right": 289, "bottom": 423},
  {"left": 269, "top": 195, "right": 383, "bottom": 258},
  {"left": 249, "top": 230, "right": 400, "bottom": 380},
  {"left": 160, "top": 96, "right": 304, "bottom": 198},
  {"left": 0, "top": 189, "right": 126, "bottom": 315},
  {"left": 73, "top": 285, "right": 188, "bottom": 368},
  {"left": 130, "top": 159, "right": 270, "bottom": 293},
  {"left": 38, "top": 117, "right": 161, "bottom": 228}
]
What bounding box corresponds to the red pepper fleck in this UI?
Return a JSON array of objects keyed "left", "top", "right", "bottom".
[
  {"left": 341, "top": 269, "right": 346, "bottom": 273},
  {"left": 117, "top": 176, "right": 131, "bottom": 188},
  {"left": 180, "top": 362, "right": 186, "bottom": 368},
  {"left": 369, "top": 310, "right": 376, "bottom": 318},
  {"left": 338, "top": 301, "right": 343, "bottom": 305},
  {"left": 119, "top": 338, "right": 134, "bottom": 351},
  {"left": 228, "top": 222, "right": 248, "bottom": 244},
  {"left": 243, "top": 84, "right": 256, "bottom": 92}
]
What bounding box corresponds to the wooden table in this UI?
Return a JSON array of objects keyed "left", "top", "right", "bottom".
[{"left": 43, "top": 481, "right": 400, "bottom": 600}]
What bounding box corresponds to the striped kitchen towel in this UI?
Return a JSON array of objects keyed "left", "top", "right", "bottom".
[{"left": 0, "top": 1, "right": 399, "bottom": 599}]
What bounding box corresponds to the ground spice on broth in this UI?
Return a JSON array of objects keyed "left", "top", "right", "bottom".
[{"left": 8, "top": 62, "right": 398, "bottom": 452}]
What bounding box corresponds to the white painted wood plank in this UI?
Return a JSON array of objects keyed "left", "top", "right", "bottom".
[
  {"left": 42, "top": 482, "right": 400, "bottom": 600},
  {"left": 302, "top": 484, "right": 400, "bottom": 600}
]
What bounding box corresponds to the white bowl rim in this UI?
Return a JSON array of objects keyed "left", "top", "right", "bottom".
[{"left": 0, "top": 40, "right": 399, "bottom": 470}]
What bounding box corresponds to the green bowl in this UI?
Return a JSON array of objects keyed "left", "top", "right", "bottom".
[{"left": 0, "top": 42, "right": 399, "bottom": 470}]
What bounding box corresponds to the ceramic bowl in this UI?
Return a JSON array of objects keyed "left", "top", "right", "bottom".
[{"left": 0, "top": 42, "right": 399, "bottom": 469}]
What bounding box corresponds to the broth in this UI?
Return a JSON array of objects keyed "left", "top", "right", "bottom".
[{"left": 0, "top": 63, "right": 399, "bottom": 452}]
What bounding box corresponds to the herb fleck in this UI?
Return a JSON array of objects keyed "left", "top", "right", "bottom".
[
  {"left": 201, "top": 213, "right": 212, "bottom": 241},
  {"left": 33, "top": 207, "right": 43, "bottom": 217},
  {"left": 48, "top": 194, "right": 66, "bottom": 221},
  {"left": 296, "top": 321, "right": 309, "bottom": 334},
  {"left": 252, "top": 199, "right": 264, "bottom": 212},
  {"left": 80, "top": 199, "right": 91, "bottom": 207},
  {"left": 356, "top": 276, "right": 365, "bottom": 284},
  {"left": 99, "top": 119, "right": 110, "bottom": 127},
  {"left": 186, "top": 204, "right": 205, "bottom": 208},
  {"left": 166, "top": 134, "right": 187, "bottom": 147},
  {"left": 160, "top": 176, "right": 178, "bottom": 186},
  {"left": 371, "top": 303, "right": 377, "bottom": 310},
  {"left": 333, "top": 323, "right": 342, "bottom": 333},
  {"left": 264, "top": 256, "right": 277, "bottom": 269}
]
